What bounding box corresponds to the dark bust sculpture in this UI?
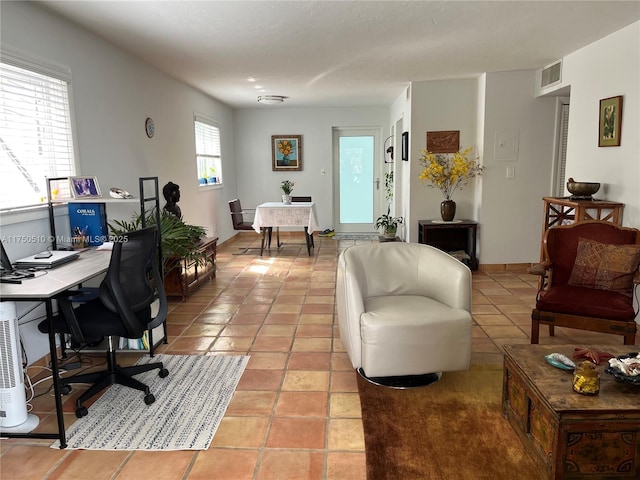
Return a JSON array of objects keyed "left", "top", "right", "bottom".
[{"left": 162, "top": 181, "right": 182, "bottom": 219}]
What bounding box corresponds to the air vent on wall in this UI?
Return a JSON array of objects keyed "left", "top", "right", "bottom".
[{"left": 541, "top": 60, "right": 562, "bottom": 88}]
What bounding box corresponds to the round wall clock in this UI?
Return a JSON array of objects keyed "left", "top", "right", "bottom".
[{"left": 145, "top": 117, "right": 155, "bottom": 138}]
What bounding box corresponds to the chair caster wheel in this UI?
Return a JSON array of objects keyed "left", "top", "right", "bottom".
[
  {"left": 75, "top": 406, "right": 88, "bottom": 418},
  {"left": 144, "top": 393, "right": 155, "bottom": 405},
  {"left": 60, "top": 385, "right": 72, "bottom": 395},
  {"left": 159, "top": 368, "right": 169, "bottom": 378}
]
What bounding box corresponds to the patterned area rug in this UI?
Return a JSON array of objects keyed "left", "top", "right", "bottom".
[{"left": 52, "top": 354, "right": 249, "bottom": 450}]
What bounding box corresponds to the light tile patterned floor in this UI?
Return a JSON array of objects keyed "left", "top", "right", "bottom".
[{"left": 1, "top": 234, "right": 636, "bottom": 479}]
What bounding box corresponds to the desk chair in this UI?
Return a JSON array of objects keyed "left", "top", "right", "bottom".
[
  {"left": 290, "top": 196, "right": 314, "bottom": 250},
  {"left": 228, "top": 198, "right": 272, "bottom": 254},
  {"left": 39, "top": 226, "right": 169, "bottom": 418}
]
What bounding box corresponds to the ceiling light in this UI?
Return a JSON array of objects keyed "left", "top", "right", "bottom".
[{"left": 258, "top": 95, "right": 287, "bottom": 105}]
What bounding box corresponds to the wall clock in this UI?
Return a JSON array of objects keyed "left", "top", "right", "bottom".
[{"left": 145, "top": 117, "right": 155, "bottom": 138}]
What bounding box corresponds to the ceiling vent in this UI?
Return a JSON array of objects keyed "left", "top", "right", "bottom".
[{"left": 541, "top": 60, "right": 562, "bottom": 88}]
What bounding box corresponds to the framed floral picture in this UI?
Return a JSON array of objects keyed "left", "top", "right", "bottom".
[
  {"left": 598, "top": 95, "right": 623, "bottom": 147},
  {"left": 272, "top": 135, "right": 302, "bottom": 171}
]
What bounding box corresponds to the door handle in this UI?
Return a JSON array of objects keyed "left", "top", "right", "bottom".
[{"left": 375, "top": 178, "right": 380, "bottom": 190}]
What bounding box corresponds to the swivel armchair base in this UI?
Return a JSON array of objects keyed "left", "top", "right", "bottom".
[{"left": 357, "top": 368, "right": 441, "bottom": 389}]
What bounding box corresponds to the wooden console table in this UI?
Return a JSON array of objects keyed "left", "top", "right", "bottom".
[
  {"left": 163, "top": 236, "right": 217, "bottom": 301},
  {"left": 417, "top": 220, "right": 478, "bottom": 270},
  {"left": 503, "top": 344, "right": 640, "bottom": 480}
]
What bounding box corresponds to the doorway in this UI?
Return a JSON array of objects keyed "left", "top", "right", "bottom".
[{"left": 332, "top": 127, "right": 381, "bottom": 233}]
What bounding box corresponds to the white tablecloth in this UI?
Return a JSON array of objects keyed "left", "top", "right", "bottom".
[{"left": 252, "top": 202, "right": 320, "bottom": 234}]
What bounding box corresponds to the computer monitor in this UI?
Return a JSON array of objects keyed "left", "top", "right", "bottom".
[{"left": 1, "top": 239, "right": 15, "bottom": 273}]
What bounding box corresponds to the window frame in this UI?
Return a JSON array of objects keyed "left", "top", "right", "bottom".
[
  {"left": 194, "top": 114, "right": 223, "bottom": 189},
  {"left": 0, "top": 47, "right": 79, "bottom": 217}
]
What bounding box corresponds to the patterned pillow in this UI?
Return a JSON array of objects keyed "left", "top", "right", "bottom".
[{"left": 568, "top": 237, "right": 640, "bottom": 296}]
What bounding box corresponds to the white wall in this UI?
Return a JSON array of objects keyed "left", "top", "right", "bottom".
[
  {"left": 408, "top": 79, "right": 479, "bottom": 243},
  {"left": 1, "top": 2, "right": 239, "bottom": 245},
  {"left": 561, "top": 22, "right": 640, "bottom": 227},
  {"left": 233, "top": 107, "right": 390, "bottom": 230},
  {"left": 1, "top": 2, "right": 239, "bottom": 363},
  {"left": 480, "top": 70, "right": 557, "bottom": 264}
]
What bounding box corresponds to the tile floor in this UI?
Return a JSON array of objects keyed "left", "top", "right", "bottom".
[{"left": 1, "top": 233, "right": 636, "bottom": 480}]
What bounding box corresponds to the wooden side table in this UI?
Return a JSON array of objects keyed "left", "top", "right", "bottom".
[
  {"left": 417, "top": 220, "right": 478, "bottom": 270},
  {"left": 540, "top": 197, "right": 624, "bottom": 260},
  {"left": 163, "top": 236, "right": 217, "bottom": 301},
  {"left": 502, "top": 344, "right": 640, "bottom": 480}
]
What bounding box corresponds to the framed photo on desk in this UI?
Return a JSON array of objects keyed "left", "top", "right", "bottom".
[{"left": 70, "top": 176, "right": 101, "bottom": 198}]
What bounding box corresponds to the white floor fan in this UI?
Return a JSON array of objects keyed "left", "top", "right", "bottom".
[{"left": 0, "top": 302, "right": 39, "bottom": 433}]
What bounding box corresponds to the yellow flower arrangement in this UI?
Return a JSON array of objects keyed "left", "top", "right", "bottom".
[{"left": 418, "top": 146, "right": 483, "bottom": 200}]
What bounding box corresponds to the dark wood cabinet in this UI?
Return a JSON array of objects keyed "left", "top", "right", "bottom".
[
  {"left": 417, "top": 220, "right": 478, "bottom": 270},
  {"left": 163, "top": 237, "right": 217, "bottom": 301}
]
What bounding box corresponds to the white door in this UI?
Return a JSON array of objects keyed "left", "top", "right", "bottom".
[{"left": 332, "top": 127, "right": 381, "bottom": 233}]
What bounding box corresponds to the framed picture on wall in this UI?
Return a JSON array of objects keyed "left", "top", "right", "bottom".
[
  {"left": 426, "top": 130, "right": 459, "bottom": 153},
  {"left": 598, "top": 95, "right": 623, "bottom": 147},
  {"left": 401, "top": 132, "right": 409, "bottom": 161},
  {"left": 272, "top": 135, "right": 302, "bottom": 171},
  {"left": 69, "top": 176, "right": 101, "bottom": 198}
]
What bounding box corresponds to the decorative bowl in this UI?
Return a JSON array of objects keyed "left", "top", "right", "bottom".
[
  {"left": 566, "top": 178, "right": 600, "bottom": 199},
  {"left": 604, "top": 352, "right": 640, "bottom": 386}
]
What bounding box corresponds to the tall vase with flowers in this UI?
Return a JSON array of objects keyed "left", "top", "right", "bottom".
[
  {"left": 418, "top": 146, "right": 483, "bottom": 221},
  {"left": 281, "top": 179, "right": 294, "bottom": 204}
]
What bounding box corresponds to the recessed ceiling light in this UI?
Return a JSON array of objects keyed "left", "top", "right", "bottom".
[{"left": 257, "top": 95, "right": 287, "bottom": 105}]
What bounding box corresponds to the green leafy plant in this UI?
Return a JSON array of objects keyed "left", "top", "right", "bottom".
[
  {"left": 375, "top": 213, "right": 403, "bottom": 236},
  {"left": 281, "top": 180, "right": 294, "bottom": 195},
  {"left": 109, "top": 209, "right": 210, "bottom": 275}
]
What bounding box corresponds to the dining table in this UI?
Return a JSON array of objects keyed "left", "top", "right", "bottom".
[{"left": 252, "top": 201, "right": 320, "bottom": 256}]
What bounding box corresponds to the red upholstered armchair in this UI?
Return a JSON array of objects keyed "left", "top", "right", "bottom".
[{"left": 529, "top": 221, "right": 640, "bottom": 345}]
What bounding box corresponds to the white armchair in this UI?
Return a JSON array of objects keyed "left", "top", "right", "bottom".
[{"left": 336, "top": 242, "right": 472, "bottom": 383}]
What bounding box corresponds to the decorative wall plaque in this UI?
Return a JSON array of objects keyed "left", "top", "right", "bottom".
[{"left": 426, "top": 130, "right": 460, "bottom": 153}]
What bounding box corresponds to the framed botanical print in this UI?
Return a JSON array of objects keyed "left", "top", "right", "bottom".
[
  {"left": 272, "top": 135, "right": 302, "bottom": 171},
  {"left": 598, "top": 95, "right": 623, "bottom": 147}
]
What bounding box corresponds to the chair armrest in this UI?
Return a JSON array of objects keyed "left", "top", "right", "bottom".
[
  {"left": 528, "top": 261, "right": 551, "bottom": 276},
  {"left": 52, "top": 293, "right": 86, "bottom": 342}
]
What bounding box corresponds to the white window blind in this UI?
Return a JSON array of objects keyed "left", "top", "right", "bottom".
[
  {"left": 0, "top": 61, "right": 76, "bottom": 210},
  {"left": 195, "top": 116, "right": 222, "bottom": 186},
  {"left": 554, "top": 103, "right": 570, "bottom": 196}
]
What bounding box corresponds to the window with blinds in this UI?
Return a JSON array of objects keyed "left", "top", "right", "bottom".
[
  {"left": 195, "top": 116, "right": 222, "bottom": 186},
  {"left": 0, "top": 59, "right": 76, "bottom": 210}
]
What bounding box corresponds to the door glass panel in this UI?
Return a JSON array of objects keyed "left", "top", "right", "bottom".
[{"left": 339, "top": 136, "right": 374, "bottom": 224}]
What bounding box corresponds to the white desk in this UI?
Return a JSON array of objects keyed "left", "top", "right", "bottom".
[
  {"left": 252, "top": 202, "right": 320, "bottom": 256},
  {"left": 0, "top": 249, "right": 111, "bottom": 448}
]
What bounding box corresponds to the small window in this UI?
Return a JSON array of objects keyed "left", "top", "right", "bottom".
[
  {"left": 195, "top": 116, "right": 222, "bottom": 187},
  {"left": 0, "top": 57, "right": 76, "bottom": 210}
]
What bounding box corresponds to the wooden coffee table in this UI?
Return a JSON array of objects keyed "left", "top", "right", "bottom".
[{"left": 502, "top": 344, "right": 640, "bottom": 480}]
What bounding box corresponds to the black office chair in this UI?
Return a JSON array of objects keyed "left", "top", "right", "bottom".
[
  {"left": 228, "top": 198, "right": 272, "bottom": 253},
  {"left": 290, "top": 196, "right": 314, "bottom": 249},
  {"left": 39, "top": 225, "right": 169, "bottom": 418}
]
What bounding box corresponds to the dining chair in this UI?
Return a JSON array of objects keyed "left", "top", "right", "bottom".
[{"left": 228, "top": 198, "right": 271, "bottom": 254}]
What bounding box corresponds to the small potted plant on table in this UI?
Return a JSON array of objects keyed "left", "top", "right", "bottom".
[{"left": 375, "top": 213, "right": 403, "bottom": 239}]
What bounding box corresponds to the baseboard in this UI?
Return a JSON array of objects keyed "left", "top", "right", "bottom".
[{"left": 479, "top": 263, "right": 535, "bottom": 272}]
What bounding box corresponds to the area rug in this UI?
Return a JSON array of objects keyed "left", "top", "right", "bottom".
[
  {"left": 52, "top": 354, "right": 249, "bottom": 450},
  {"left": 357, "top": 364, "right": 543, "bottom": 480}
]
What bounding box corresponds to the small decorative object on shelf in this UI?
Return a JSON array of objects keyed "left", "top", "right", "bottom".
[
  {"left": 572, "top": 360, "right": 600, "bottom": 395},
  {"left": 418, "top": 146, "right": 483, "bottom": 222},
  {"left": 281, "top": 179, "right": 294, "bottom": 204},
  {"left": 566, "top": 177, "right": 600, "bottom": 200}
]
